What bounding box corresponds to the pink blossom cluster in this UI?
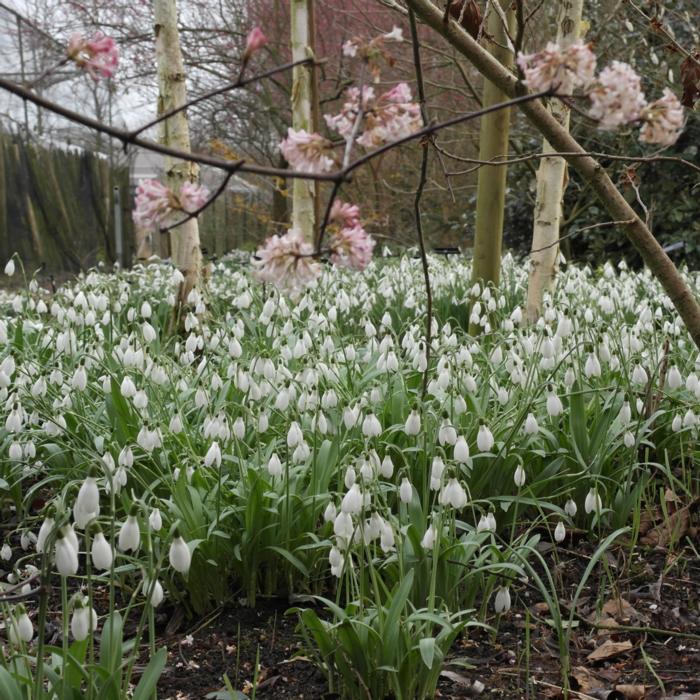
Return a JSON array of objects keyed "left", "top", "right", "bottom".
[
  {"left": 252, "top": 228, "right": 321, "bottom": 295},
  {"left": 639, "top": 89, "right": 684, "bottom": 146},
  {"left": 325, "top": 83, "right": 421, "bottom": 148},
  {"left": 519, "top": 43, "right": 685, "bottom": 146},
  {"left": 279, "top": 129, "right": 335, "bottom": 174},
  {"left": 328, "top": 200, "right": 375, "bottom": 271},
  {"left": 342, "top": 26, "right": 404, "bottom": 81},
  {"left": 67, "top": 32, "right": 119, "bottom": 81},
  {"left": 132, "top": 179, "right": 210, "bottom": 230},
  {"left": 588, "top": 61, "right": 647, "bottom": 129},
  {"left": 517, "top": 41, "right": 596, "bottom": 94}
]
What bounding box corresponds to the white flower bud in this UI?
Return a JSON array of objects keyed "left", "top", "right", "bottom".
[{"left": 169, "top": 535, "right": 192, "bottom": 574}]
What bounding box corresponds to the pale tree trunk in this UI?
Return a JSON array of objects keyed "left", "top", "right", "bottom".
[
  {"left": 404, "top": 0, "right": 700, "bottom": 350},
  {"left": 153, "top": 0, "right": 202, "bottom": 300},
  {"left": 525, "top": 0, "right": 584, "bottom": 323},
  {"left": 469, "top": 0, "right": 515, "bottom": 335},
  {"left": 291, "top": 0, "right": 315, "bottom": 240}
]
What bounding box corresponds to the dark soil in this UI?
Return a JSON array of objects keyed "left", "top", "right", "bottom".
[{"left": 150, "top": 537, "right": 700, "bottom": 700}]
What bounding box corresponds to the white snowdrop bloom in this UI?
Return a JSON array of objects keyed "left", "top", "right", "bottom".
[
  {"left": 142, "top": 322, "right": 156, "bottom": 344},
  {"left": 546, "top": 389, "right": 563, "bottom": 418},
  {"left": 454, "top": 436, "right": 470, "bottom": 463},
  {"left": 362, "top": 413, "right": 382, "bottom": 438},
  {"left": 399, "top": 478, "right": 413, "bottom": 504},
  {"left": 9, "top": 607, "right": 32, "bottom": 645},
  {"left": 454, "top": 395, "right": 467, "bottom": 415},
  {"left": 564, "top": 367, "right": 576, "bottom": 388},
  {"left": 120, "top": 376, "right": 136, "bottom": 398},
  {"left": 686, "top": 373, "right": 699, "bottom": 393},
  {"left": 523, "top": 413, "right": 539, "bottom": 436},
  {"left": 380, "top": 522, "right": 395, "bottom": 553},
  {"left": 618, "top": 401, "right": 631, "bottom": 425},
  {"left": 477, "top": 424, "right": 494, "bottom": 452},
  {"left": 631, "top": 364, "right": 648, "bottom": 386},
  {"left": 635, "top": 398, "right": 644, "bottom": 414},
  {"left": 476, "top": 514, "right": 492, "bottom": 533},
  {"left": 343, "top": 405, "right": 359, "bottom": 429},
  {"left": 91, "top": 531, "right": 113, "bottom": 571},
  {"left": 421, "top": 523, "right": 436, "bottom": 550},
  {"left": 584, "top": 488, "right": 602, "bottom": 515},
  {"left": 344, "top": 467, "right": 356, "bottom": 489},
  {"left": 671, "top": 414, "right": 682, "bottom": 432},
  {"left": 464, "top": 374, "right": 477, "bottom": 393},
  {"left": 430, "top": 456, "right": 445, "bottom": 490},
  {"left": 267, "top": 453, "right": 283, "bottom": 478},
  {"left": 55, "top": 532, "right": 79, "bottom": 576},
  {"left": 71, "top": 363, "right": 87, "bottom": 391},
  {"left": 286, "top": 421, "right": 303, "bottom": 448},
  {"left": 118, "top": 514, "right": 140, "bottom": 552},
  {"left": 341, "top": 484, "right": 363, "bottom": 514},
  {"left": 4, "top": 258, "right": 15, "bottom": 276},
  {"left": 329, "top": 546, "right": 344, "bottom": 577},
  {"left": 194, "top": 388, "right": 208, "bottom": 408},
  {"left": 360, "top": 459, "right": 374, "bottom": 482},
  {"left": 489, "top": 346, "right": 503, "bottom": 365},
  {"left": 494, "top": 586, "right": 511, "bottom": 613},
  {"left": 440, "top": 478, "right": 467, "bottom": 509},
  {"left": 497, "top": 387, "right": 509, "bottom": 405},
  {"left": 146, "top": 577, "right": 164, "bottom": 607},
  {"left": 36, "top": 517, "right": 54, "bottom": 554},
  {"left": 514, "top": 464, "right": 526, "bottom": 487},
  {"left": 149, "top": 508, "right": 162, "bottom": 532},
  {"left": 169, "top": 414, "right": 183, "bottom": 434},
  {"left": 333, "top": 511, "right": 354, "bottom": 539},
  {"left": 682, "top": 409, "right": 697, "bottom": 428},
  {"left": 324, "top": 501, "right": 337, "bottom": 523},
  {"left": 584, "top": 353, "right": 601, "bottom": 378},
  {"left": 438, "top": 416, "right": 457, "bottom": 446},
  {"left": 292, "top": 440, "right": 310, "bottom": 463},
  {"left": 404, "top": 408, "right": 421, "bottom": 436},
  {"left": 486, "top": 511, "right": 497, "bottom": 531},
  {"left": 169, "top": 534, "right": 192, "bottom": 574},
  {"left": 70, "top": 600, "right": 98, "bottom": 641},
  {"left": 118, "top": 446, "right": 134, "bottom": 468},
  {"left": 0, "top": 543, "right": 11, "bottom": 560},
  {"left": 623, "top": 431, "right": 635, "bottom": 448},
  {"left": 564, "top": 498, "right": 577, "bottom": 517},
  {"left": 132, "top": 390, "right": 148, "bottom": 410},
  {"left": 379, "top": 455, "right": 394, "bottom": 479},
  {"left": 233, "top": 417, "right": 246, "bottom": 440},
  {"left": 8, "top": 441, "right": 22, "bottom": 460}
]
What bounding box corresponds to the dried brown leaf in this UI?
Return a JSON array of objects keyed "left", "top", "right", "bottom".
[{"left": 587, "top": 639, "right": 634, "bottom": 662}]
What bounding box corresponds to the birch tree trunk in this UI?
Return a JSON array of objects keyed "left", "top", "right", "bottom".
[
  {"left": 469, "top": 0, "right": 515, "bottom": 335},
  {"left": 404, "top": 0, "right": 700, "bottom": 350},
  {"left": 153, "top": 0, "right": 202, "bottom": 300},
  {"left": 291, "top": 0, "right": 315, "bottom": 240},
  {"left": 525, "top": 0, "right": 584, "bottom": 323}
]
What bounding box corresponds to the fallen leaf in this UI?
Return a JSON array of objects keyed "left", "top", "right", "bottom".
[
  {"left": 640, "top": 505, "right": 691, "bottom": 547},
  {"left": 570, "top": 665, "right": 599, "bottom": 692},
  {"left": 615, "top": 684, "right": 646, "bottom": 699},
  {"left": 587, "top": 639, "right": 634, "bottom": 662},
  {"left": 602, "top": 597, "right": 636, "bottom": 622}
]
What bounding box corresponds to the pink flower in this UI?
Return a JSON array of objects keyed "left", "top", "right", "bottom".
[
  {"left": 279, "top": 129, "right": 335, "bottom": 173},
  {"left": 244, "top": 27, "right": 267, "bottom": 58},
  {"left": 639, "top": 88, "right": 684, "bottom": 146},
  {"left": 330, "top": 226, "right": 375, "bottom": 271},
  {"left": 589, "top": 61, "right": 646, "bottom": 129},
  {"left": 517, "top": 41, "right": 596, "bottom": 94},
  {"left": 133, "top": 179, "right": 174, "bottom": 229},
  {"left": 179, "top": 182, "right": 210, "bottom": 213},
  {"left": 330, "top": 200, "right": 361, "bottom": 230},
  {"left": 67, "top": 31, "right": 119, "bottom": 80},
  {"left": 342, "top": 40, "right": 359, "bottom": 58},
  {"left": 252, "top": 229, "right": 321, "bottom": 295}
]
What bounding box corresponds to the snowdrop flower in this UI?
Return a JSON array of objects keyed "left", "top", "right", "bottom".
[
  {"left": 514, "top": 464, "right": 526, "bottom": 488},
  {"left": 204, "top": 441, "right": 222, "bottom": 468},
  {"left": 584, "top": 352, "right": 601, "bottom": 378},
  {"left": 454, "top": 436, "right": 470, "bottom": 463},
  {"left": 623, "top": 431, "right": 635, "bottom": 448},
  {"left": 362, "top": 412, "right": 382, "bottom": 438},
  {"left": 546, "top": 388, "right": 563, "bottom": 417},
  {"left": 169, "top": 532, "right": 192, "bottom": 574},
  {"left": 118, "top": 511, "right": 140, "bottom": 552},
  {"left": 36, "top": 514, "right": 55, "bottom": 553},
  {"left": 671, "top": 414, "right": 682, "bottom": 432},
  {"left": 523, "top": 413, "right": 539, "bottom": 436},
  {"left": 76, "top": 473, "right": 100, "bottom": 518},
  {"left": 333, "top": 511, "right": 354, "bottom": 539},
  {"left": 0, "top": 543, "right": 11, "bottom": 561},
  {"left": 145, "top": 576, "right": 164, "bottom": 607},
  {"left": 554, "top": 521, "right": 566, "bottom": 543},
  {"left": 476, "top": 423, "right": 494, "bottom": 452},
  {"left": 341, "top": 484, "right": 363, "bottom": 514},
  {"left": 149, "top": 508, "right": 162, "bottom": 532},
  {"left": 438, "top": 414, "right": 457, "bottom": 446},
  {"left": 494, "top": 586, "right": 511, "bottom": 613},
  {"left": 421, "top": 523, "right": 436, "bottom": 550},
  {"left": 70, "top": 597, "right": 98, "bottom": 641},
  {"left": 430, "top": 456, "right": 445, "bottom": 490},
  {"left": 667, "top": 365, "right": 682, "bottom": 390},
  {"left": 8, "top": 605, "right": 32, "bottom": 645},
  {"left": 329, "top": 546, "right": 344, "bottom": 577},
  {"left": 379, "top": 455, "right": 394, "bottom": 478},
  {"left": 682, "top": 409, "right": 697, "bottom": 428},
  {"left": 399, "top": 477, "right": 413, "bottom": 503},
  {"left": 618, "top": 400, "right": 631, "bottom": 425},
  {"left": 55, "top": 531, "right": 79, "bottom": 576},
  {"left": 267, "top": 453, "right": 283, "bottom": 477},
  {"left": 90, "top": 529, "right": 113, "bottom": 571},
  {"left": 4, "top": 258, "right": 15, "bottom": 277},
  {"left": 584, "top": 488, "right": 602, "bottom": 514},
  {"left": 404, "top": 406, "right": 421, "bottom": 436},
  {"left": 631, "top": 364, "right": 648, "bottom": 386},
  {"left": 287, "top": 421, "right": 303, "bottom": 448},
  {"left": 564, "top": 498, "right": 577, "bottom": 517},
  {"left": 380, "top": 522, "right": 395, "bottom": 553},
  {"left": 439, "top": 478, "right": 468, "bottom": 509}
]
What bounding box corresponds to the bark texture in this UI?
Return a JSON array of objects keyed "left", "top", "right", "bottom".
[
  {"left": 291, "top": 0, "right": 316, "bottom": 240},
  {"left": 404, "top": 0, "right": 700, "bottom": 349},
  {"left": 525, "top": 0, "right": 584, "bottom": 323},
  {"left": 154, "top": 0, "right": 202, "bottom": 299}
]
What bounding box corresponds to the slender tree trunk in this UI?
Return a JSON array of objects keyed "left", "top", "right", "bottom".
[
  {"left": 291, "top": 0, "right": 315, "bottom": 240},
  {"left": 404, "top": 0, "right": 700, "bottom": 350},
  {"left": 153, "top": 0, "right": 202, "bottom": 300},
  {"left": 525, "top": 0, "right": 584, "bottom": 323},
  {"left": 469, "top": 0, "right": 515, "bottom": 334}
]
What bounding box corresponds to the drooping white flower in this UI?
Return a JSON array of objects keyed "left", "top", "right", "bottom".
[
  {"left": 399, "top": 477, "right": 413, "bottom": 504},
  {"left": 514, "top": 464, "right": 526, "bottom": 488},
  {"left": 267, "top": 453, "right": 283, "bottom": 477},
  {"left": 90, "top": 530, "right": 113, "bottom": 571},
  {"left": 584, "top": 488, "right": 602, "bottom": 514},
  {"left": 70, "top": 599, "right": 98, "bottom": 641},
  {"left": 476, "top": 424, "right": 494, "bottom": 452},
  {"left": 554, "top": 521, "right": 566, "bottom": 543},
  {"left": 494, "top": 586, "right": 511, "bottom": 613},
  {"left": 404, "top": 408, "right": 421, "bottom": 436},
  {"left": 420, "top": 523, "right": 436, "bottom": 550},
  {"left": 564, "top": 498, "right": 577, "bottom": 517},
  {"left": 169, "top": 534, "right": 192, "bottom": 574},
  {"left": 55, "top": 532, "right": 79, "bottom": 576},
  {"left": 118, "top": 514, "right": 140, "bottom": 552}
]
